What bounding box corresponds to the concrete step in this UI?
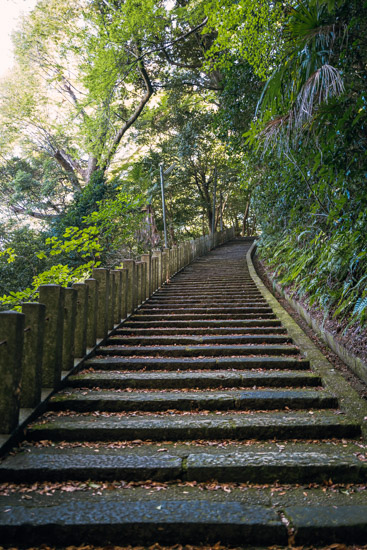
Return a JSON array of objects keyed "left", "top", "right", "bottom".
[
  {"left": 168, "top": 282, "right": 256, "bottom": 285},
  {"left": 158, "top": 280, "right": 260, "bottom": 284},
  {"left": 98, "top": 344, "right": 300, "bottom": 357},
  {"left": 107, "top": 335, "right": 292, "bottom": 345},
  {"left": 133, "top": 313, "right": 277, "bottom": 320},
  {"left": 148, "top": 298, "right": 265, "bottom": 304},
  {"left": 0, "top": 496, "right": 290, "bottom": 547},
  {"left": 27, "top": 411, "right": 361, "bottom": 442},
  {"left": 124, "top": 319, "right": 282, "bottom": 328},
  {"left": 85, "top": 356, "right": 310, "bottom": 370},
  {"left": 156, "top": 291, "right": 261, "bottom": 296},
  {"left": 1, "top": 442, "right": 365, "bottom": 483},
  {"left": 69, "top": 370, "right": 322, "bottom": 389},
  {"left": 141, "top": 299, "right": 269, "bottom": 311},
  {"left": 49, "top": 388, "right": 337, "bottom": 412},
  {"left": 137, "top": 307, "right": 274, "bottom": 314},
  {"left": 115, "top": 327, "right": 288, "bottom": 335}
]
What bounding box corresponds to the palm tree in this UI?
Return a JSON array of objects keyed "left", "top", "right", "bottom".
[{"left": 256, "top": 0, "right": 345, "bottom": 150}]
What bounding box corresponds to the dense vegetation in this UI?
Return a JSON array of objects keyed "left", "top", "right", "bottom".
[{"left": 0, "top": 0, "right": 366, "bottom": 329}]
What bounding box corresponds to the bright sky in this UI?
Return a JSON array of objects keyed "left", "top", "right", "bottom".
[{"left": 0, "top": 0, "right": 37, "bottom": 77}]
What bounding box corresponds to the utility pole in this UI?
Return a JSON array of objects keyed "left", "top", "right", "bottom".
[
  {"left": 212, "top": 166, "right": 217, "bottom": 245},
  {"left": 220, "top": 191, "right": 223, "bottom": 231},
  {"left": 160, "top": 162, "right": 176, "bottom": 249},
  {"left": 159, "top": 164, "right": 168, "bottom": 248}
]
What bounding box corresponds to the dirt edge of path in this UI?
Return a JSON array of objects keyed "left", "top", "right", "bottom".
[{"left": 253, "top": 253, "right": 367, "bottom": 401}]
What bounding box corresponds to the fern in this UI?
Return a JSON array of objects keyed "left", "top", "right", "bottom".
[{"left": 353, "top": 296, "right": 367, "bottom": 317}]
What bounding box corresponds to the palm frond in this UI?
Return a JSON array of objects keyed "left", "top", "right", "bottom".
[
  {"left": 260, "top": 114, "right": 291, "bottom": 151},
  {"left": 295, "top": 63, "right": 344, "bottom": 127}
]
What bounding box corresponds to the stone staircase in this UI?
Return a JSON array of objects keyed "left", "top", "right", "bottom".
[{"left": 1, "top": 239, "right": 367, "bottom": 547}]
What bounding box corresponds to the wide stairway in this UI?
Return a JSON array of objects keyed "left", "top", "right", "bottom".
[{"left": 1, "top": 239, "right": 367, "bottom": 547}]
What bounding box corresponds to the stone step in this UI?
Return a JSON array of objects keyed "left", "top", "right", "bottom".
[
  {"left": 107, "top": 335, "right": 292, "bottom": 346},
  {"left": 158, "top": 291, "right": 260, "bottom": 295},
  {"left": 27, "top": 411, "right": 360, "bottom": 442},
  {"left": 165, "top": 285, "right": 257, "bottom": 289},
  {"left": 137, "top": 307, "right": 273, "bottom": 314},
  {"left": 0, "top": 497, "right": 290, "bottom": 547},
  {"left": 161, "top": 278, "right": 255, "bottom": 281},
  {"left": 170, "top": 282, "right": 255, "bottom": 285},
  {"left": 50, "top": 388, "right": 337, "bottom": 412},
  {"left": 98, "top": 344, "right": 300, "bottom": 357},
  {"left": 116, "top": 327, "right": 288, "bottom": 335},
  {"left": 69, "top": 370, "right": 322, "bottom": 389},
  {"left": 141, "top": 300, "right": 270, "bottom": 311},
  {"left": 133, "top": 313, "right": 277, "bottom": 320},
  {"left": 157, "top": 285, "right": 259, "bottom": 290},
  {"left": 157, "top": 291, "right": 260, "bottom": 296},
  {"left": 1, "top": 442, "right": 365, "bottom": 483},
  {"left": 85, "top": 356, "right": 310, "bottom": 370},
  {"left": 124, "top": 319, "right": 282, "bottom": 328},
  {"left": 148, "top": 298, "right": 265, "bottom": 304},
  {"left": 185, "top": 444, "right": 367, "bottom": 484}
]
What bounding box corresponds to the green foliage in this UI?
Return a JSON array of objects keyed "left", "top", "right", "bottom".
[
  {"left": 0, "top": 180, "right": 144, "bottom": 311},
  {"left": 204, "top": 0, "right": 288, "bottom": 80},
  {"left": 0, "top": 223, "right": 50, "bottom": 297},
  {"left": 51, "top": 171, "right": 108, "bottom": 234},
  {"left": 0, "top": 155, "right": 76, "bottom": 220},
  {"left": 0, "top": 262, "right": 95, "bottom": 312},
  {"left": 133, "top": 94, "right": 245, "bottom": 239},
  {"left": 258, "top": 222, "right": 367, "bottom": 326}
]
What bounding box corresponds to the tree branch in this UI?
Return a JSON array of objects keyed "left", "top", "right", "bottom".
[
  {"left": 61, "top": 78, "right": 88, "bottom": 120},
  {"left": 9, "top": 205, "right": 58, "bottom": 220},
  {"left": 102, "top": 55, "right": 154, "bottom": 172},
  {"left": 126, "top": 18, "right": 209, "bottom": 66},
  {"left": 54, "top": 150, "right": 83, "bottom": 190}
]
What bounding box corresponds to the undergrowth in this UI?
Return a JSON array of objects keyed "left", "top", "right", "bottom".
[{"left": 257, "top": 228, "right": 367, "bottom": 329}]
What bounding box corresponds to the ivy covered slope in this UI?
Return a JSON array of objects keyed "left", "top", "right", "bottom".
[{"left": 206, "top": 0, "right": 367, "bottom": 332}]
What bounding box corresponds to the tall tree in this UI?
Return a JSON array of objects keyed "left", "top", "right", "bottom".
[{"left": 0, "top": 0, "right": 213, "bottom": 219}]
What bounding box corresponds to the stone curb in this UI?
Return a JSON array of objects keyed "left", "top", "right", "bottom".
[
  {"left": 255, "top": 248, "right": 367, "bottom": 386},
  {"left": 247, "top": 242, "right": 367, "bottom": 438}
]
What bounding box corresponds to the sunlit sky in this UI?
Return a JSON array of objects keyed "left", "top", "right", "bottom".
[{"left": 0, "top": 0, "right": 37, "bottom": 77}]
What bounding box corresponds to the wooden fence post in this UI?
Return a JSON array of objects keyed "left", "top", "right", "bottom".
[
  {"left": 85, "top": 278, "right": 98, "bottom": 349},
  {"left": 92, "top": 268, "right": 110, "bottom": 340},
  {"left": 38, "top": 285, "right": 64, "bottom": 389},
  {"left": 20, "top": 303, "right": 45, "bottom": 408},
  {"left": 162, "top": 250, "right": 169, "bottom": 284},
  {"left": 62, "top": 288, "right": 77, "bottom": 372},
  {"left": 151, "top": 254, "right": 157, "bottom": 292},
  {"left": 72, "top": 283, "right": 88, "bottom": 358},
  {"left": 136, "top": 262, "right": 143, "bottom": 305},
  {"left": 141, "top": 254, "right": 152, "bottom": 298},
  {"left": 122, "top": 260, "right": 136, "bottom": 314},
  {"left": 108, "top": 270, "right": 116, "bottom": 331},
  {"left": 111, "top": 270, "right": 122, "bottom": 325},
  {"left": 0, "top": 311, "right": 24, "bottom": 433},
  {"left": 141, "top": 261, "right": 147, "bottom": 301},
  {"left": 119, "top": 269, "right": 128, "bottom": 319}
]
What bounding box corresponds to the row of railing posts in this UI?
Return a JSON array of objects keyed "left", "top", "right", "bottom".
[{"left": 0, "top": 228, "right": 235, "bottom": 435}]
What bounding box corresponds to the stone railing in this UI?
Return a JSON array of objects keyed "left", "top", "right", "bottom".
[{"left": 0, "top": 228, "right": 235, "bottom": 441}]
